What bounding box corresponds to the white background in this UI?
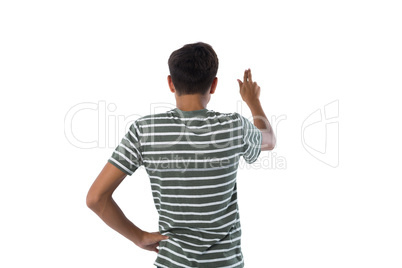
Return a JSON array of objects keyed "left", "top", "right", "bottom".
[{"left": 1, "top": 0, "right": 401, "bottom": 267}]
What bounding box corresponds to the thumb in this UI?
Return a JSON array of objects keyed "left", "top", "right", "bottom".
[
  {"left": 237, "top": 79, "right": 243, "bottom": 88},
  {"left": 153, "top": 232, "right": 169, "bottom": 240},
  {"left": 161, "top": 234, "right": 170, "bottom": 240}
]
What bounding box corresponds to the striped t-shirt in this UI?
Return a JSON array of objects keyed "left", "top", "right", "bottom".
[{"left": 108, "top": 107, "right": 262, "bottom": 268}]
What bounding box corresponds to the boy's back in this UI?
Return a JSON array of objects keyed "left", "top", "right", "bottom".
[
  {"left": 108, "top": 107, "right": 262, "bottom": 267},
  {"left": 87, "top": 42, "right": 276, "bottom": 268}
]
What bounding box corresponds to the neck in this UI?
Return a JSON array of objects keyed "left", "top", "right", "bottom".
[{"left": 175, "top": 93, "right": 210, "bottom": 111}]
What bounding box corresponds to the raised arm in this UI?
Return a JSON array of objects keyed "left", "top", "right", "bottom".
[{"left": 237, "top": 69, "right": 276, "bottom": 151}]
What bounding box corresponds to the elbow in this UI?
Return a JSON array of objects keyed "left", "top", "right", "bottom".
[
  {"left": 86, "top": 191, "right": 102, "bottom": 211},
  {"left": 262, "top": 142, "right": 275, "bottom": 151},
  {"left": 261, "top": 134, "right": 276, "bottom": 151},
  {"left": 86, "top": 184, "right": 114, "bottom": 212},
  {"left": 269, "top": 137, "right": 276, "bottom": 150},
  {"left": 86, "top": 190, "right": 111, "bottom": 214},
  {"left": 86, "top": 193, "right": 97, "bottom": 210}
]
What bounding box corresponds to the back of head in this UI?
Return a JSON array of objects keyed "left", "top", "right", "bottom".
[{"left": 168, "top": 42, "right": 219, "bottom": 96}]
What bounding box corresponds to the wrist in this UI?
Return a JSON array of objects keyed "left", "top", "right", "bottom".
[
  {"left": 246, "top": 99, "right": 261, "bottom": 108},
  {"left": 132, "top": 227, "right": 145, "bottom": 246}
]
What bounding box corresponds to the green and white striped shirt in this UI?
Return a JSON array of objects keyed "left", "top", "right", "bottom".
[{"left": 108, "top": 107, "right": 262, "bottom": 268}]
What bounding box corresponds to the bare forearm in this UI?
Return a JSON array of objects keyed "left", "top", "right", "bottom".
[
  {"left": 247, "top": 100, "right": 276, "bottom": 150},
  {"left": 247, "top": 100, "right": 269, "bottom": 130},
  {"left": 88, "top": 196, "right": 143, "bottom": 246}
]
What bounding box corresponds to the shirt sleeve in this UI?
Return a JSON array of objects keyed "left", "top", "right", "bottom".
[
  {"left": 108, "top": 120, "right": 143, "bottom": 175},
  {"left": 236, "top": 112, "right": 263, "bottom": 164}
]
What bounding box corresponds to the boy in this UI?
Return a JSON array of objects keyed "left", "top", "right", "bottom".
[{"left": 86, "top": 42, "right": 276, "bottom": 267}]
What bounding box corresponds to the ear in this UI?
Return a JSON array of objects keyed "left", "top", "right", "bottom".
[
  {"left": 210, "top": 77, "right": 218, "bottom": 94},
  {"left": 167, "top": 75, "right": 175, "bottom": 93}
]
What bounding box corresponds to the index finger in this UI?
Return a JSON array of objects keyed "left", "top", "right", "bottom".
[{"left": 243, "top": 69, "right": 247, "bottom": 82}]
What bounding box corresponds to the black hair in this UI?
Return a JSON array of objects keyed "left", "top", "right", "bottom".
[{"left": 168, "top": 42, "right": 219, "bottom": 96}]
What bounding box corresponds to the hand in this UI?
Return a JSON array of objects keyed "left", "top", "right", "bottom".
[
  {"left": 237, "top": 68, "right": 261, "bottom": 105},
  {"left": 137, "top": 231, "right": 169, "bottom": 253}
]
